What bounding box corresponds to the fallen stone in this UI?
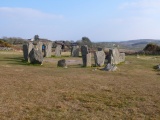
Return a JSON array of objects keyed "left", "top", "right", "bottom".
[
  {"left": 156, "top": 64, "right": 160, "bottom": 70},
  {"left": 57, "top": 59, "right": 67, "bottom": 67},
  {"left": 101, "top": 63, "right": 118, "bottom": 71}
]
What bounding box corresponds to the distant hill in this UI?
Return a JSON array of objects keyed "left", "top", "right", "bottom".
[
  {"left": 94, "top": 39, "right": 160, "bottom": 51},
  {"left": 118, "top": 39, "right": 160, "bottom": 50}
]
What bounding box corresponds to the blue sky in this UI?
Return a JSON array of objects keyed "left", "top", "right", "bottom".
[{"left": 1, "top": 0, "right": 160, "bottom": 42}]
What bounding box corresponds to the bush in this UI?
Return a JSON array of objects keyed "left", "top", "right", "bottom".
[
  {"left": 143, "top": 43, "right": 160, "bottom": 52},
  {"left": 0, "top": 40, "right": 12, "bottom": 47},
  {"left": 143, "top": 43, "right": 160, "bottom": 55}
]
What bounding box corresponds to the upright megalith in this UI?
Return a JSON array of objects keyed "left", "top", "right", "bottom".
[
  {"left": 23, "top": 40, "right": 52, "bottom": 63},
  {"left": 23, "top": 42, "right": 33, "bottom": 61},
  {"left": 23, "top": 44, "right": 28, "bottom": 61},
  {"left": 36, "top": 41, "right": 43, "bottom": 52},
  {"left": 107, "top": 47, "right": 125, "bottom": 65},
  {"left": 55, "top": 45, "right": 62, "bottom": 57},
  {"left": 29, "top": 48, "right": 43, "bottom": 64},
  {"left": 86, "top": 53, "right": 92, "bottom": 67},
  {"left": 94, "top": 50, "right": 106, "bottom": 67},
  {"left": 44, "top": 42, "right": 52, "bottom": 57},
  {"left": 71, "top": 45, "right": 79, "bottom": 57},
  {"left": 111, "top": 48, "right": 120, "bottom": 64},
  {"left": 81, "top": 45, "right": 91, "bottom": 67}
]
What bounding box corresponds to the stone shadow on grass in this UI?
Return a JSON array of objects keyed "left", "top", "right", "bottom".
[{"left": 1, "top": 57, "right": 30, "bottom": 66}]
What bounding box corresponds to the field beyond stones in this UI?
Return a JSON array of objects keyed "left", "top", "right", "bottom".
[{"left": 0, "top": 51, "right": 160, "bottom": 120}]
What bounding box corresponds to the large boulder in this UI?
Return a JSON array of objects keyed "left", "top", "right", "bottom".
[{"left": 29, "top": 48, "right": 43, "bottom": 64}]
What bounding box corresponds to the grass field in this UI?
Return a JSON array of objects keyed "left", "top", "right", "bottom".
[{"left": 0, "top": 51, "right": 160, "bottom": 120}]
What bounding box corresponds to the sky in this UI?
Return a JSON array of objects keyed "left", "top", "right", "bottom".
[{"left": 0, "top": 0, "right": 160, "bottom": 42}]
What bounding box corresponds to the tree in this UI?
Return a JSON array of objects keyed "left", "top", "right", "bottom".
[
  {"left": 143, "top": 43, "right": 160, "bottom": 52},
  {"left": 77, "top": 37, "right": 92, "bottom": 47}
]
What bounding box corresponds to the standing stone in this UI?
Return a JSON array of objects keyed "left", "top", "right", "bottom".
[
  {"left": 37, "top": 41, "right": 43, "bottom": 52},
  {"left": 94, "top": 50, "right": 106, "bottom": 67},
  {"left": 29, "top": 48, "right": 43, "bottom": 64},
  {"left": 28, "top": 42, "right": 34, "bottom": 53},
  {"left": 107, "top": 49, "right": 113, "bottom": 64},
  {"left": 112, "top": 48, "right": 120, "bottom": 64},
  {"left": 23, "top": 42, "right": 33, "bottom": 62},
  {"left": 71, "top": 45, "right": 79, "bottom": 57},
  {"left": 81, "top": 45, "right": 91, "bottom": 67},
  {"left": 55, "top": 45, "right": 62, "bottom": 57},
  {"left": 45, "top": 42, "right": 52, "bottom": 57},
  {"left": 107, "top": 48, "right": 125, "bottom": 65},
  {"left": 86, "top": 53, "right": 92, "bottom": 67},
  {"left": 81, "top": 45, "right": 89, "bottom": 56},
  {"left": 23, "top": 44, "right": 28, "bottom": 61}
]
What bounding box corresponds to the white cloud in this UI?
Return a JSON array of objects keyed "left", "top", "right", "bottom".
[
  {"left": 0, "top": 7, "right": 64, "bottom": 39},
  {"left": 120, "top": 0, "right": 160, "bottom": 9},
  {"left": 0, "top": 7, "right": 63, "bottom": 20},
  {"left": 119, "top": 0, "right": 160, "bottom": 15}
]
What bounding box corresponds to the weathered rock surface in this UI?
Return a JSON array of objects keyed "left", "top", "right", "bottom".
[
  {"left": 57, "top": 59, "right": 67, "bottom": 67},
  {"left": 23, "top": 44, "right": 28, "bottom": 61},
  {"left": 156, "top": 64, "right": 160, "bottom": 70},
  {"left": 81, "top": 45, "right": 91, "bottom": 67},
  {"left": 55, "top": 45, "right": 62, "bottom": 57},
  {"left": 94, "top": 50, "right": 106, "bottom": 67},
  {"left": 81, "top": 45, "right": 89, "bottom": 56},
  {"left": 71, "top": 45, "right": 79, "bottom": 57},
  {"left": 29, "top": 48, "right": 43, "bottom": 64},
  {"left": 102, "top": 63, "right": 118, "bottom": 71},
  {"left": 107, "top": 48, "right": 125, "bottom": 65}
]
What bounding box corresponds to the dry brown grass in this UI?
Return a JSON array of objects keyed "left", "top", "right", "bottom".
[{"left": 0, "top": 51, "right": 160, "bottom": 120}]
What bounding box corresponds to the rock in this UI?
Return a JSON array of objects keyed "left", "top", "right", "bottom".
[
  {"left": 86, "top": 53, "right": 92, "bottom": 67},
  {"left": 102, "top": 63, "right": 118, "bottom": 71},
  {"left": 57, "top": 59, "right": 67, "bottom": 67},
  {"left": 111, "top": 48, "right": 120, "bottom": 64},
  {"left": 55, "top": 45, "right": 62, "bottom": 57},
  {"left": 29, "top": 48, "right": 43, "bottom": 64},
  {"left": 94, "top": 50, "right": 106, "bottom": 67},
  {"left": 42, "top": 42, "right": 52, "bottom": 57},
  {"left": 156, "top": 64, "right": 160, "bottom": 70},
  {"left": 71, "top": 45, "right": 79, "bottom": 57},
  {"left": 81, "top": 45, "right": 91, "bottom": 67},
  {"left": 107, "top": 48, "right": 125, "bottom": 65},
  {"left": 23, "top": 44, "right": 28, "bottom": 61},
  {"left": 81, "top": 45, "right": 89, "bottom": 56}
]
